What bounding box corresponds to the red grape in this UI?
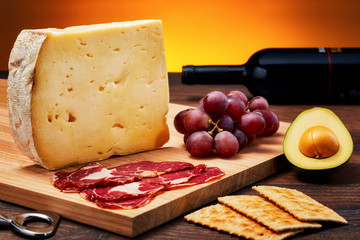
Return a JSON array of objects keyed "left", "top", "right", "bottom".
[
  {"left": 238, "top": 112, "right": 265, "bottom": 136},
  {"left": 226, "top": 90, "right": 248, "bottom": 106},
  {"left": 183, "top": 131, "right": 191, "bottom": 144},
  {"left": 198, "top": 97, "right": 205, "bottom": 110},
  {"left": 232, "top": 129, "right": 248, "bottom": 152},
  {"left": 213, "top": 114, "right": 234, "bottom": 132},
  {"left": 186, "top": 131, "right": 214, "bottom": 157},
  {"left": 174, "top": 108, "right": 192, "bottom": 134},
  {"left": 233, "top": 128, "right": 248, "bottom": 151},
  {"left": 253, "top": 109, "right": 275, "bottom": 135},
  {"left": 246, "top": 133, "right": 256, "bottom": 145},
  {"left": 225, "top": 95, "right": 246, "bottom": 121},
  {"left": 214, "top": 131, "right": 239, "bottom": 158},
  {"left": 203, "top": 91, "right": 229, "bottom": 115},
  {"left": 183, "top": 109, "right": 211, "bottom": 133},
  {"left": 266, "top": 110, "right": 280, "bottom": 136},
  {"left": 249, "top": 96, "right": 269, "bottom": 111}
]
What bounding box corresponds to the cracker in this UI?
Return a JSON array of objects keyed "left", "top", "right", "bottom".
[
  {"left": 184, "top": 204, "right": 302, "bottom": 240},
  {"left": 218, "top": 195, "right": 322, "bottom": 232},
  {"left": 253, "top": 185, "right": 347, "bottom": 224}
]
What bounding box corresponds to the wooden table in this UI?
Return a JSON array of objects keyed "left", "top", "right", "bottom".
[{"left": 0, "top": 73, "right": 359, "bottom": 239}]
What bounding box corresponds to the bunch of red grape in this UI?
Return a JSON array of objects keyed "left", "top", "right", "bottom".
[{"left": 174, "top": 90, "right": 280, "bottom": 158}]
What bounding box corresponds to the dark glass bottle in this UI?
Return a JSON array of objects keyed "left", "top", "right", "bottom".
[{"left": 182, "top": 48, "right": 360, "bottom": 103}]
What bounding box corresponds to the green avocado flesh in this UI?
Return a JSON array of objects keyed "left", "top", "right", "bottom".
[{"left": 284, "top": 107, "right": 353, "bottom": 173}]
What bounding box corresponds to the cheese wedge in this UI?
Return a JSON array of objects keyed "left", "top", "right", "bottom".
[{"left": 7, "top": 20, "right": 170, "bottom": 170}]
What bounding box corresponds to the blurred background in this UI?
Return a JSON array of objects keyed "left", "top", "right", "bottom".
[{"left": 1, "top": 0, "right": 360, "bottom": 73}]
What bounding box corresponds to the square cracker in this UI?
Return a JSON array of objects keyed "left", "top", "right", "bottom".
[
  {"left": 184, "top": 204, "right": 302, "bottom": 240},
  {"left": 218, "top": 195, "right": 322, "bottom": 232},
  {"left": 253, "top": 185, "right": 347, "bottom": 224}
]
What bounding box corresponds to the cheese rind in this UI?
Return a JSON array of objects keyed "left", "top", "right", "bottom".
[{"left": 8, "top": 20, "right": 170, "bottom": 170}]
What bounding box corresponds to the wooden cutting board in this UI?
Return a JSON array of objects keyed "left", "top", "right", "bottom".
[{"left": 0, "top": 80, "right": 290, "bottom": 237}]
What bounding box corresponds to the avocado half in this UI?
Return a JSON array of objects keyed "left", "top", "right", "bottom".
[{"left": 284, "top": 107, "right": 353, "bottom": 176}]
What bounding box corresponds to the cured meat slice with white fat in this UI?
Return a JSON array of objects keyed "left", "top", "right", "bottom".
[
  {"left": 109, "top": 161, "right": 194, "bottom": 178},
  {"left": 52, "top": 163, "right": 122, "bottom": 192},
  {"left": 52, "top": 163, "right": 139, "bottom": 192},
  {"left": 168, "top": 167, "right": 225, "bottom": 189},
  {"left": 52, "top": 163, "right": 104, "bottom": 189},
  {"left": 53, "top": 161, "right": 194, "bottom": 192},
  {"left": 142, "top": 164, "right": 207, "bottom": 185},
  {"left": 80, "top": 181, "right": 165, "bottom": 201}
]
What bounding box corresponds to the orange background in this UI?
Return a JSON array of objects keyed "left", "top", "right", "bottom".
[{"left": 1, "top": 0, "right": 360, "bottom": 72}]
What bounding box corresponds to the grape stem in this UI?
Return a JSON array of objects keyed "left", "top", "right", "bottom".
[{"left": 208, "top": 119, "right": 223, "bottom": 136}]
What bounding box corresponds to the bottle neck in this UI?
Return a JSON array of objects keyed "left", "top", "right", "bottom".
[{"left": 182, "top": 65, "right": 247, "bottom": 85}]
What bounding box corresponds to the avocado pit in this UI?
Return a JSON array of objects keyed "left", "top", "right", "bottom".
[{"left": 299, "top": 125, "right": 339, "bottom": 159}]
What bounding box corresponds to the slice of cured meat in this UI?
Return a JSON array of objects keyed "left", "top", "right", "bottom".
[
  {"left": 53, "top": 161, "right": 195, "bottom": 192},
  {"left": 169, "top": 167, "right": 225, "bottom": 189},
  {"left": 80, "top": 181, "right": 165, "bottom": 202},
  {"left": 52, "top": 163, "right": 139, "bottom": 192},
  {"left": 109, "top": 161, "right": 194, "bottom": 178},
  {"left": 141, "top": 164, "right": 207, "bottom": 185},
  {"left": 52, "top": 163, "right": 104, "bottom": 189},
  {"left": 52, "top": 163, "right": 119, "bottom": 192},
  {"left": 94, "top": 195, "right": 156, "bottom": 209}
]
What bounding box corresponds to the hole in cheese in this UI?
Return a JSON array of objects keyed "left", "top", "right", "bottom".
[
  {"left": 112, "top": 123, "right": 124, "bottom": 128},
  {"left": 68, "top": 112, "right": 76, "bottom": 122}
]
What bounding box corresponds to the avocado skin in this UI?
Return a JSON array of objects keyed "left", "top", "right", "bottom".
[{"left": 290, "top": 157, "right": 350, "bottom": 178}]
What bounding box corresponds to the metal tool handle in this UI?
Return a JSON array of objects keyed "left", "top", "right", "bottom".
[
  {"left": 0, "top": 212, "right": 12, "bottom": 226},
  {"left": 11, "top": 211, "right": 60, "bottom": 238},
  {"left": 0, "top": 210, "right": 60, "bottom": 238}
]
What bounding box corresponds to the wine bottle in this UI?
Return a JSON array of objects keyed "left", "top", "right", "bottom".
[{"left": 182, "top": 48, "right": 360, "bottom": 103}]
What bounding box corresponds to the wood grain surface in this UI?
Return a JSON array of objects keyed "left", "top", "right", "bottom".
[{"left": 0, "top": 73, "right": 359, "bottom": 239}]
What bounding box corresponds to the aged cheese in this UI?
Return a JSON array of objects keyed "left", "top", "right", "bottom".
[{"left": 8, "top": 20, "right": 170, "bottom": 170}]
